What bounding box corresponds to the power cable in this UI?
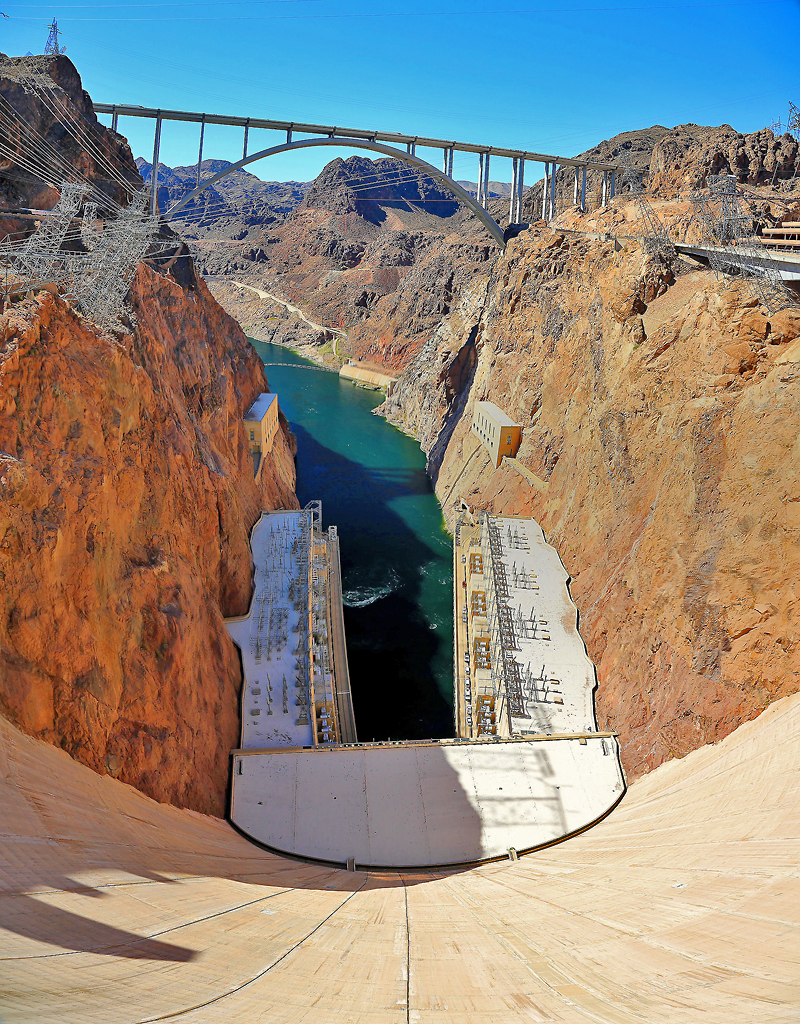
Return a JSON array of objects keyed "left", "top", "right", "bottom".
[{"left": 3, "top": 0, "right": 790, "bottom": 19}]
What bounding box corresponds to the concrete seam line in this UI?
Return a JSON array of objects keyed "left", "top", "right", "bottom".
[
  {"left": 137, "top": 876, "right": 369, "bottom": 1023},
  {"left": 403, "top": 878, "right": 411, "bottom": 1024}
]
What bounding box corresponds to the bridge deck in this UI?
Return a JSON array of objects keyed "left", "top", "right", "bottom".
[{"left": 94, "top": 102, "right": 626, "bottom": 171}]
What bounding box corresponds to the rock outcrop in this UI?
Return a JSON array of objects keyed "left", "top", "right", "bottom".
[{"left": 0, "top": 53, "right": 140, "bottom": 213}]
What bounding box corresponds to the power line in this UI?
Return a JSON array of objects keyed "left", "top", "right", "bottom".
[{"left": 3, "top": 0, "right": 789, "bottom": 20}]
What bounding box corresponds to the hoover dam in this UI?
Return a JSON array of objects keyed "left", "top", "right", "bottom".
[{"left": 1, "top": 46, "right": 799, "bottom": 1024}]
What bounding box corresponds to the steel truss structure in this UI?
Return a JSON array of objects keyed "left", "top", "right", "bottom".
[
  {"left": 618, "top": 154, "right": 676, "bottom": 263},
  {"left": 689, "top": 174, "right": 789, "bottom": 312}
]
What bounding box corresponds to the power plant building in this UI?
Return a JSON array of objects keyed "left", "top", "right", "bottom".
[
  {"left": 226, "top": 503, "right": 623, "bottom": 869},
  {"left": 453, "top": 511, "right": 604, "bottom": 741},
  {"left": 244, "top": 392, "right": 280, "bottom": 475},
  {"left": 471, "top": 400, "right": 522, "bottom": 467}
]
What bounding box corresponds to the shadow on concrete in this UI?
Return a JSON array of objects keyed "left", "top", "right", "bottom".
[{"left": 2, "top": 893, "right": 197, "bottom": 961}]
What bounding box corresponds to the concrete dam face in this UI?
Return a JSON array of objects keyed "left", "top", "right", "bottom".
[{"left": 2, "top": 689, "right": 797, "bottom": 1023}]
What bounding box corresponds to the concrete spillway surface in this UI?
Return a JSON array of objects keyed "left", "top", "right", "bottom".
[
  {"left": 226, "top": 511, "right": 315, "bottom": 749},
  {"left": 231, "top": 734, "right": 624, "bottom": 868},
  {"left": 2, "top": 692, "right": 798, "bottom": 1022}
]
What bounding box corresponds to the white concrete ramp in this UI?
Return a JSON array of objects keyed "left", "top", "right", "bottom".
[{"left": 231, "top": 735, "right": 624, "bottom": 867}]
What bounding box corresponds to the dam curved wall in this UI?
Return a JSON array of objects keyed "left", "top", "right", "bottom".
[{"left": 2, "top": 690, "right": 798, "bottom": 1022}]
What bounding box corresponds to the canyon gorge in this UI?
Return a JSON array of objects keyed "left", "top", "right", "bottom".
[
  {"left": 1, "top": 50, "right": 799, "bottom": 820},
  {"left": 200, "top": 127, "right": 800, "bottom": 782}
]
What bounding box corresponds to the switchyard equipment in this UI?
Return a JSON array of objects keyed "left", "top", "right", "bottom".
[{"left": 453, "top": 511, "right": 600, "bottom": 740}]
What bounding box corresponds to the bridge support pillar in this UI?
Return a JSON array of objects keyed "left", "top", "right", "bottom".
[
  {"left": 610, "top": 170, "right": 616, "bottom": 200},
  {"left": 541, "top": 162, "right": 549, "bottom": 220},
  {"left": 574, "top": 166, "right": 580, "bottom": 206},
  {"left": 196, "top": 114, "right": 206, "bottom": 189},
  {"left": 150, "top": 111, "right": 162, "bottom": 217},
  {"left": 549, "top": 163, "right": 557, "bottom": 221},
  {"left": 111, "top": 105, "right": 118, "bottom": 132},
  {"left": 478, "top": 153, "right": 484, "bottom": 208},
  {"left": 509, "top": 158, "right": 519, "bottom": 224},
  {"left": 447, "top": 147, "right": 454, "bottom": 177},
  {"left": 581, "top": 165, "right": 587, "bottom": 212},
  {"left": 243, "top": 118, "right": 250, "bottom": 160},
  {"left": 517, "top": 158, "right": 525, "bottom": 222},
  {"left": 406, "top": 140, "right": 416, "bottom": 157},
  {"left": 601, "top": 171, "right": 608, "bottom": 207},
  {"left": 482, "top": 152, "right": 491, "bottom": 207}
]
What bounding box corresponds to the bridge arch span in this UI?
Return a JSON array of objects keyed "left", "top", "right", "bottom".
[{"left": 164, "top": 136, "right": 507, "bottom": 248}]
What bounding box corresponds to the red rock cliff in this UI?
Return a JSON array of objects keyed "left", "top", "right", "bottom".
[{"left": 0, "top": 261, "right": 297, "bottom": 816}]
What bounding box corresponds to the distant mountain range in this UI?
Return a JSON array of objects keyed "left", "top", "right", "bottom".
[{"left": 136, "top": 157, "right": 311, "bottom": 226}]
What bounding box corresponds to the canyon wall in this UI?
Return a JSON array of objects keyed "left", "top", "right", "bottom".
[
  {"left": 0, "top": 56, "right": 298, "bottom": 816},
  {"left": 381, "top": 227, "right": 800, "bottom": 778},
  {"left": 0, "top": 261, "right": 297, "bottom": 815}
]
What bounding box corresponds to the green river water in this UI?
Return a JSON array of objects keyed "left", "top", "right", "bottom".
[{"left": 251, "top": 340, "right": 454, "bottom": 741}]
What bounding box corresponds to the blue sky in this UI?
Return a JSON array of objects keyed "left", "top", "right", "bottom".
[{"left": 2, "top": 0, "right": 799, "bottom": 184}]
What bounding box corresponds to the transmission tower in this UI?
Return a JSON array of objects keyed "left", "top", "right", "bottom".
[
  {"left": 7, "top": 181, "right": 88, "bottom": 295},
  {"left": 44, "top": 18, "right": 65, "bottom": 55},
  {"left": 618, "top": 152, "right": 676, "bottom": 263},
  {"left": 788, "top": 102, "right": 800, "bottom": 141},
  {"left": 767, "top": 119, "right": 783, "bottom": 135},
  {"left": 69, "top": 189, "right": 160, "bottom": 331},
  {"left": 689, "top": 173, "right": 786, "bottom": 312},
  {"left": 80, "top": 202, "right": 100, "bottom": 248}
]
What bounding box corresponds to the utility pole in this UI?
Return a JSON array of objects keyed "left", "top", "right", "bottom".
[
  {"left": 44, "top": 18, "right": 65, "bottom": 55},
  {"left": 788, "top": 102, "right": 800, "bottom": 141}
]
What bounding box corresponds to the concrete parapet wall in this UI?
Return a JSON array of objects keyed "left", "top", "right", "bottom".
[{"left": 230, "top": 734, "right": 624, "bottom": 869}]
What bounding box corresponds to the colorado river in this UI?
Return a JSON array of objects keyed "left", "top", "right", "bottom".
[{"left": 252, "top": 340, "right": 454, "bottom": 741}]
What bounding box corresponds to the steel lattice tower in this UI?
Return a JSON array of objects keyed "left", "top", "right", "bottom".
[{"left": 44, "top": 19, "right": 65, "bottom": 55}]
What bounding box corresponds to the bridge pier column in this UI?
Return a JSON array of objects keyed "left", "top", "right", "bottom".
[
  {"left": 610, "top": 170, "right": 616, "bottom": 200},
  {"left": 509, "top": 158, "right": 519, "bottom": 224},
  {"left": 478, "top": 153, "right": 485, "bottom": 208},
  {"left": 243, "top": 118, "right": 250, "bottom": 160},
  {"left": 196, "top": 114, "right": 206, "bottom": 189},
  {"left": 111, "top": 105, "right": 118, "bottom": 132},
  {"left": 601, "top": 171, "right": 608, "bottom": 207},
  {"left": 574, "top": 166, "right": 580, "bottom": 206},
  {"left": 447, "top": 147, "right": 454, "bottom": 177},
  {"left": 287, "top": 126, "right": 293, "bottom": 144},
  {"left": 406, "top": 140, "right": 417, "bottom": 157},
  {"left": 549, "top": 163, "right": 557, "bottom": 221},
  {"left": 482, "top": 152, "right": 491, "bottom": 207},
  {"left": 541, "top": 162, "right": 549, "bottom": 220},
  {"left": 517, "top": 159, "right": 525, "bottom": 222},
  {"left": 581, "top": 166, "right": 587, "bottom": 212},
  {"left": 150, "top": 111, "right": 162, "bottom": 217}
]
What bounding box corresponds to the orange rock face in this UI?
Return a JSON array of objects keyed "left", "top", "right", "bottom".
[
  {"left": 379, "top": 224, "right": 800, "bottom": 779},
  {"left": 0, "top": 262, "right": 297, "bottom": 815}
]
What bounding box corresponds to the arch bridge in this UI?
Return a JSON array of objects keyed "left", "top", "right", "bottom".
[{"left": 94, "top": 103, "right": 625, "bottom": 249}]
